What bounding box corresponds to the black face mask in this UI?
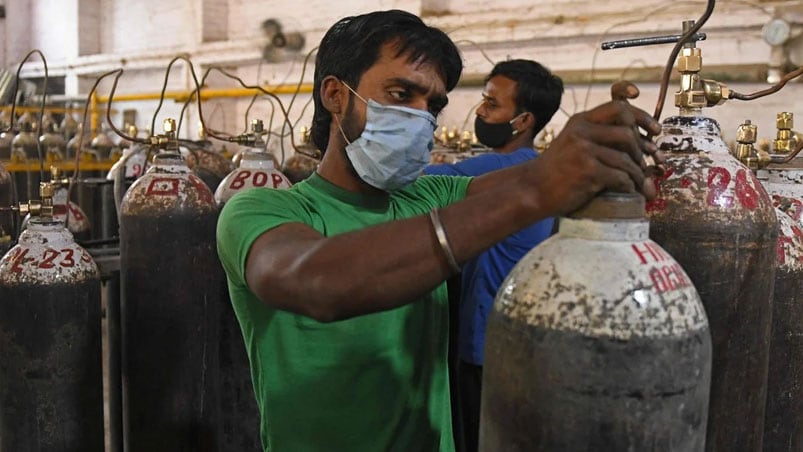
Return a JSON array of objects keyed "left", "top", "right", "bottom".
[{"left": 474, "top": 115, "right": 522, "bottom": 149}]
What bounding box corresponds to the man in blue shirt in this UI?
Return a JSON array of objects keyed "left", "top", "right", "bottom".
[{"left": 426, "top": 59, "right": 564, "bottom": 452}]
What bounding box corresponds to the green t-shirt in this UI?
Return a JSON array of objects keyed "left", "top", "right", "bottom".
[{"left": 216, "top": 172, "right": 472, "bottom": 452}]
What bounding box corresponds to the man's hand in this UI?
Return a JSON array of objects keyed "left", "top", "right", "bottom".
[{"left": 530, "top": 82, "right": 662, "bottom": 216}]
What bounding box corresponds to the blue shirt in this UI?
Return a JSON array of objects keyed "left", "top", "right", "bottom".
[{"left": 425, "top": 147, "right": 554, "bottom": 365}]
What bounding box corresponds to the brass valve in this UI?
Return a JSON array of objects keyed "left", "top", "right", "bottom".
[
  {"left": 458, "top": 131, "right": 473, "bottom": 152},
  {"left": 127, "top": 123, "right": 138, "bottom": 138},
  {"left": 672, "top": 20, "right": 731, "bottom": 112},
  {"left": 49, "top": 166, "right": 70, "bottom": 188},
  {"left": 229, "top": 119, "right": 267, "bottom": 147},
  {"left": 148, "top": 118, "right": 179, "bottom": 151},
  {"left": 299, "top": 126, "right": 312, "bottom": 145},
  {"left": 15, "top": 182, "right": 55, "bottom": 219},
  {"left": 773, "top": 112, "right": 796, "bottom": 154},
  {"left": 733, "top": 120, "right": 770, "bottom": 170}
]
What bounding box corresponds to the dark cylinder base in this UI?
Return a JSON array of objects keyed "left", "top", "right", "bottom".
[
  {"left": 764, "top": 268, "right": 803, "bottom": 452},
  {"left": 481, "top": 315, "right": 712, "bottom": 452},
  {"left": 0, "top": 279, "right": 104, "bottom": 452},
  {"left": 650, "top": 223, "right": 775, "bottom": 452},
  {"left": 121, "top": 212, "right": 222, "bottom": 452},
  {"left": 219, "top": 272, "right": 262, "bottom": 451}
]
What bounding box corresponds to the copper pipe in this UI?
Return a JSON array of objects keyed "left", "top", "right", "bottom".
[{"left": 729, "top": 66, "right": 803, "bottom": 101}]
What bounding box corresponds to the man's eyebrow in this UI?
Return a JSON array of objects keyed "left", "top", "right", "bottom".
[{"left": 386, "top": 77, "right": 428, "bottom": 94}]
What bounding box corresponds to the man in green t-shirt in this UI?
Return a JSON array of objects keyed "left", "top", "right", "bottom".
[{"left": 216, "top": 9, "right": 662, "bottom": 452}]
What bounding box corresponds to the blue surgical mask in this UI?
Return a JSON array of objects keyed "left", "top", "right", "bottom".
[{"left": 337, "top": 83, "right": 437, "bottom": 191}]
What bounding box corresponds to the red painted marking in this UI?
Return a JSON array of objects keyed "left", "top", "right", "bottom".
[
  {"left": 81, "top": 249, "right": 92, "bottom": 263},
  {"left": 131, "top": 163, "right": 143, "bottom": 178},
  {"left": 680, "top": 176, "right": 692, "bottom": 188},
  {"left": 734, "top": 169, "right": 759, "bottom": 210},
  {"left": 68, "top": 203, "right": 85, "bottom": 221},
  {"left": 778, "top": 236, "right": 793, "bottom": 265},
  {"left": 271, "top": 173, "right": 287, "bottom": 188},
  {"left": 60, "top": 249, "right": 75, "bottom": 268},
  {"left": 229, "top": 170, "right": 251, "bottom": 190},
  {"left": 791, "top": 199, "right": 803, "bottom": 222},
  {"left": 706, "top": 166, "right": 732, "bottom": 208},
  {"left": 792, "top": 224, "right": 803, "bottom": 238},
  {"left": 649, "top": 263, "right": 692, "bottom": 294},
  {"left": 253, "top": 171, "right": 268, "bottom": 187},
  {"left": 53, "top": 205, "right": 69, "bottom": 216},
  {"left": 146, "top": 178, "right": 180, "bottom": 196},
  {"left": 39, "top": 249, "right": 59, "bottom": 269},
  {"left": 188, "top": 175, "right": 214, "bottom": 204},
  {"left": 631, "top": 242, "right": 669, "bottom": 265},
  {"left": 774, "top": 195, "right": 803, "bottom": 222},
  {"left": 645, "top": 167, "right": 674, "bottom": 213},
  {"left": 9, "top": 248, "right": 29, "bottom": 273}
]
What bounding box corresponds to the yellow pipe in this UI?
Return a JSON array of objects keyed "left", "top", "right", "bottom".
[
  {"left": 97, "top": 83, "right": 314, "bottom": 103},
  {"left": 3, "top": 160, "right": 115, "bottom": 172},
  {"left": 90, "top": 92, "right": 99, "bottom": 136}
]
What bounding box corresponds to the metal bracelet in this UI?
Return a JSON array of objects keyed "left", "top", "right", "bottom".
[{"left": 429, "top": 208, "right": 461, "bottom": 274}]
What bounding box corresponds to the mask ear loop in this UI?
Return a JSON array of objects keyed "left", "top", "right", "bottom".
[
  {"left": 509, "top": 112, "right": 528, "bottom": 136},
  {"left": 334, "top": 79, "right": 370, "bottom": 145}
]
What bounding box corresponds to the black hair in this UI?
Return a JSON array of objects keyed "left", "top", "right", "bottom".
[
  {"left": 310, "top": 10, "right": 463, "bottom": 152},
  {"left": 487, "top": 59, "right": 564, "bottom": 134}
]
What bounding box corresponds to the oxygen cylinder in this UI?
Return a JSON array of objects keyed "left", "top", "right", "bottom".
[
  {"left": 481, "top": 193, "right": 712, "bottom": 451},
  {"left": 0, "top": 184, "right": 103, "bottom": 451},
  {"left": 182, "top": 145, "right": 235, "bottom": 193},
  {"left": 91, "top": 126, "right": 115, "bottom": 160},
  {"left": 214, "top": 144, "right": 289, "bottom": 451},
  {"left": 281, "top": 153, "right": 318, "bottom": 184},
  {"left": 61, "top": 109, "right": 79, "bottom": 141},
  {"left": 636, "top": 30, "right": 779, "bottom": 451},
  {"left": 0, "top": 117, "right": 13, "bottom": 159},
  {"left": 120, "top": 119, "right": 222, "bottom": 451},
  {"left": 281, "top": 125, "right": 319, "bottom": 183},
  {"left": 215, "top": 150, "right": 291, "bottom": 204},
  {"left": 39, "top": 121, "right": 66, "bottom": 161},
  {"left": 754, "top": 113, "right": 803, "bottom": 452},
  {"left": 647, "top": 113, "right": 777, "bottom": 451},
  {"left": 0, "top": 163, "right": 13, "bottom": 255}
]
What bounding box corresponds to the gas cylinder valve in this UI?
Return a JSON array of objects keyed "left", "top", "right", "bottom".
[
  {"left": 147, "top": 118, "right": 180, "bottom": 152},
  {"left": 229, "top": 119, "right": 267, "bottom": 147},
  {"left": 50, "top": 165, "right": 70, "bottom": 188},
  {"left": 733, "top": 120, "right": 770, "bottom": 170},
  {"left": 772, "top": 112, "right": 798, "bottom": 154},
  {"left": 14, "top": 181, "right": 55, "bottom": 219}
]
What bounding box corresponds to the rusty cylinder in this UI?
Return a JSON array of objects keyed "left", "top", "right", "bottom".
[
  {"left": 0, "top": 216, "right": 103, "bottom": 451},
  {"left": 120, "top": 149, "right": 223, "bottom": 451},
  {"left": 481, "top": 193, "right": 712, "bottom": 451},
  {"left": 647, "top": 115, "right": 777, "bottom": 451},
  {"left": 213, "top": 147, "right": 291, "bottom": 451},
  {"left": 760, "top": 160, "right": 803, "bottom": 452},
  {"left": 0, "top": 164, "right": 13, "bottom": 255}
]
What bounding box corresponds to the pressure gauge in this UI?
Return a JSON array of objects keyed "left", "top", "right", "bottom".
[{"left": 763, "top": 18, "right": 791, "bottom": 46}]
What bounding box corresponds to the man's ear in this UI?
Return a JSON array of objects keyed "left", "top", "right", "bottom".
[
  {"left": 517, "top": 112, "right": 536, "bottom": 133},
  {"left": 321, "top": 76, "right": 346, "bottom": 115}
]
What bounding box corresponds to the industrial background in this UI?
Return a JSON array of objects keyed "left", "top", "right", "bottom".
[
  {"left": 4, "top": 0, "right": 803, "bottom": 144},
  {"left": 1, "top": 1, "right": 803, "bottom": 452}
]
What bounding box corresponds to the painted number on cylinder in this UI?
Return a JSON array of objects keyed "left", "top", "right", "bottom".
[
  {"left": 706, "top": 167, "right": 760, "bottom": 210},
  {"left": 7, "top": 247, "right": 87, "bottom": 272},
  {"left": 229, "top": 170, "right": 287, "bottom": 190}
]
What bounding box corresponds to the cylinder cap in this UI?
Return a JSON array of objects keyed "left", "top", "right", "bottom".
[{"left": 569, "top": 192, "right": 646, "bottom": 220}]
